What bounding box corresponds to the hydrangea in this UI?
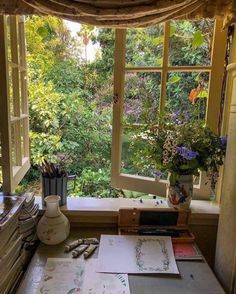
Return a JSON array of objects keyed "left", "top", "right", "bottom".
[{"left": 176, "top": 146, "right": 199, "bottom": 160}]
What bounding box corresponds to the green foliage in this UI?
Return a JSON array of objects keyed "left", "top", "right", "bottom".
[
  {"left": 72, "top": 168, "right": 118, "bottom": 197},
  {"left": 22, "top": 16, "right": 119, "bottom": 197},
  {"left": 30, "top": 132, "right": 63, "bottom": 165},
  {"left": 131, "top": 113, "right": 227, "bottom": 186},
  {"left": 20, "top": 16, "right": 217, "bottom": 198},
  {"left": 192, "top": 31, "right": 205, "bottom": 48}
]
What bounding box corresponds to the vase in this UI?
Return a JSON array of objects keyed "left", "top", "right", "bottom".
[
  {"left": 166, "top": 174, "right": 193, "bottom": 209},
  {"left": 37, "top": 195, "right": 70, "bottom": 245}
]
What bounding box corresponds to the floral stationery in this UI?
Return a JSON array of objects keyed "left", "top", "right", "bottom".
[
  {"left": 83, "top": 259, "right": 130, "bottom": 294},
  {"left": 37, "top": 258, "right": 85, "bottom": 294},
  {"left": 37, "top": 258, "right": 130, "bottom": 294},
  {"left": 96, "top": 235, "right": 179, "bottom": 274}
]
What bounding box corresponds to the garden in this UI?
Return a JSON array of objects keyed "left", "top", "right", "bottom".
[{"left": 17, "top": 16, "right": 214, "bottom": 198}]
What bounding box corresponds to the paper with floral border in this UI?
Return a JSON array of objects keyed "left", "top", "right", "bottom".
[
  {"left": 96, "top": 235, "right": 179, "bottom": 274},
  {"left": 37, "top": 258, "right": 130, "bottom": 294},
  {"left": 83, "top": 259, "right": 130, "bottom": 294},
  {"left": 37, "top": 258, "right": 85, "bottom": 294}
]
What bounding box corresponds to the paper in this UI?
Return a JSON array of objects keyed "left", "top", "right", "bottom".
[
  {"left": 37, "top": 258, "right": 85, "bottom": 294},
  {"left": 83, "top": 259, "right": 130, "bottom": 294},
  {"left": 96, "top": 235, "right": 179, "bottom": 274},
  {"left": 38, "top": 258, "right": 130, "bottom": 294}
]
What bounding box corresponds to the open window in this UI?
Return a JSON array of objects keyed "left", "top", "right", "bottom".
[
  {"left": 0, "top": 15, "right": 30, "bottom": 193},
  {"left": 111, "top": 20, "right": 227, "bottom": 199}
]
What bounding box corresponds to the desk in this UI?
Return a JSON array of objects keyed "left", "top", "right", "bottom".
[{"left": 17, "top": 227, "right": 225, "bottom": 294}]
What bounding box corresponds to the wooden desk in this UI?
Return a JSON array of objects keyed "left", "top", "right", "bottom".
[{"left": 17, "top": 227, "right": 225, "bottom": 294}]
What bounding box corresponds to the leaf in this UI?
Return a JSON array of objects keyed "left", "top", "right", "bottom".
[
  {"left": 192, "top": 31, "right": 205, "bottom": 48},
  {"left": 168, "top": 76, "right": 181, "bottom": 84},
  {"left": 197, "top": 90, "right": 208, "bottom": 98},
  {"left": 152, "top": 36, "right": 164, "bottom": 46},
  {"left": 67, "top": 288, "right": 77, "bottom": 294},
  {"left": 37, "top": 26, "right": 48, "bottom": 38},
  {"left": 169, "top": 173, "right": 177, "bottom": 185},
  {"left": 170, "top": 24, "right": 176, "bottom": 37}
]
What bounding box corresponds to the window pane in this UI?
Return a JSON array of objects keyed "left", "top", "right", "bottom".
[
  {"left": 165, "top": 72, "right": 209, "bottom": 121},
  {"left": 8, "top": 66, "right": 14, "bottom": 116},
  {"left": 126, "top": 25, "right": 164, "bottom": 67},
  {"left": 121, "top": 127, "right": 154, "bottom": 178},
  {"left": 123, "top": 72, "right": 161, "bottom": 124},
  {"left": 169, "top": 20, "right": 214, "bottom": 66},
  {"left": 6, "top": 16, "right": 12, "bottom": 62},
  {"left": 11, "top": 124, "right": 16, "bottom": 166}
]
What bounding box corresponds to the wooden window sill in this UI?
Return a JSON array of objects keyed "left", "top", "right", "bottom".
[{"left": 35, "top": 196, "right": 219, "bottom": 226}]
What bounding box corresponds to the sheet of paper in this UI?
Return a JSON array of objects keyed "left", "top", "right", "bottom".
[
  {"left": 96, "top": 235, "right": 179, "bottom": 274},
  {"left": 37, "top": 258, "right": 85, "bottom": 294},
  {"left": 37, "top": 258, "right": 130, "bottom": 294},
  {"left": 83, "top": 259, "right": 130, "bottom": 294}
]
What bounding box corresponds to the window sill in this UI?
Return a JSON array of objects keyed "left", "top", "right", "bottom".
[{"left": 35, "top": 196, "right": 219, "bottom": 226}]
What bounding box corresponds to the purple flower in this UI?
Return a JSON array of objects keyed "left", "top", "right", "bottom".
[
  {"left": 177, "top": 146, "right": 199, "bottom": 160},
  {"left": 220, "top": 136, "right": 227, "bottom": 146},
  {"left": 171, "top": 113, "right": 178, "bottom": 123},
  {"left": 152, "top": 170, "right": 162, "bottom": 177}
]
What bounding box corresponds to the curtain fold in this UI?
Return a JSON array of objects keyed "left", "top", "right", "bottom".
[{"left": 0, "top": 0, "right": 235, "bottom": 28}]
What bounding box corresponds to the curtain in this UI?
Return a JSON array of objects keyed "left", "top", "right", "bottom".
[{"left": 0, "top": 0, "right": 235, "bottom": 28}]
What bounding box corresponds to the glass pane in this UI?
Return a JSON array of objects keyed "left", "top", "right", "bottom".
[
  {"left": 11, "top": 124, "right": 16, "bottom": 166},
  {"left": 165, "top": 72, "right": 209, "bottom": 121},
  {"left": 121, "top": 127, "right": 154, "bottom": 177},
  {"left": 169, "top": 20, "right": 214, "bottom": 66},
  {"left": 126, "top": 25, "right": 164, "bottom": 67},
  {"left": 21, "top": 121, "right": 24, "bottom": 157},
  {"left": 123, "top": 72, "right": 161, "bottom": 124},
  {"left": 8, "top": 66, "right": 14, "bottom": 116},
  {"left": 6, "top": 16, "right": 12, "bottom": 62},
  {"left": 12, "top": 68, "right": 21, "bottom": 116}
]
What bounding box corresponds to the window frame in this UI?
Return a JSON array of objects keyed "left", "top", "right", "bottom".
[
  {"left": 111, "top": 20, "right": 227, "bottom": 199},
  {"left": 0, "top": 15, "right": 30, "bottom": 193}
]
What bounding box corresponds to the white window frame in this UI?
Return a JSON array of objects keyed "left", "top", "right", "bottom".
[
  {"left": 0, "top": 15, "right": 30, "bottom": 193},
  {"left": 111, "top": 20, "right": 227, "bottom": 199}
]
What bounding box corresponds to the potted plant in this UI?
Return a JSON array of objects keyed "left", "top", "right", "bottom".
[{"left": 133, "top": 113, "right": 227, "bottom": 209}]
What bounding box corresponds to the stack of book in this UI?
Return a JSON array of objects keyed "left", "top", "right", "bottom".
[
  {"left": 0, "top": 195, "right": 25, "bottom": 293},
  {"left": 19, "top": 192, "right": 39, "bottom": 244},
  {"left": 19, "top": 193, "right": 39, "bottom": 265},
  {"left": 0, "top": 194, "right": 39, "bottom": 293}
]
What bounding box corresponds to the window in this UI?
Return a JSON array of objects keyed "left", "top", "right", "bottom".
[
  {"left": 111, "top": 20, "right": 227, "bottom": 199},
  {"left": 0, "top": 15, "right": 30, "bottom": 193}
]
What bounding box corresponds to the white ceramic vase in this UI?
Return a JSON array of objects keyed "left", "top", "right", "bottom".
[
  {"left": 166, "top": 174, "right": 193, "bottom": 210},
  {"left": 37, "top": 195, "right": 70, "bottom": 245}
]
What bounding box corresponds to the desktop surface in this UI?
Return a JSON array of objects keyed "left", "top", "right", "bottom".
[{"left": 17, "top": 227, "right": 225, "bottom": 294}]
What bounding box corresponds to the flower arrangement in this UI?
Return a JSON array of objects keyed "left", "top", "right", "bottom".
[{"left": 135, "top": 113, "right": 227, "bottom": 187}]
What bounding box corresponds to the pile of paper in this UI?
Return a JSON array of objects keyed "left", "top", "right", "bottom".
[
  {"left": 0, "top": 193, "right": 39, "bottom": 294},
  {"left": 39, "top": 235, "right": 179, "bottom": 293},
  {"left": 18, "top": 192, "right": 39, "bottom": 243},
  {"left": 0, "top": 195, "right": 25, "bottom": 293},
  {"left": 38, "top": 258, "right": 130, "bottom": 294}
]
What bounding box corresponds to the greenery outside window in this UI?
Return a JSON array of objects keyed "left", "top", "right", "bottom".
[{"left": 111, "top": 20, "right": 227, "bottom": 199}]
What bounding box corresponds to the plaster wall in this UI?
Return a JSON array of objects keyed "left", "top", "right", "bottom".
[{"left": 215, "top": 62, "right": 236, "bottom": 293}]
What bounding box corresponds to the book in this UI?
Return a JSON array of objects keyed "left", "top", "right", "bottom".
[{"left": 173, "top": 242, "right": 203, "bottom": 260}]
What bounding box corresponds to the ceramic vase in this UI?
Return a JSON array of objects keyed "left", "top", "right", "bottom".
[
  {"left": 37, "top": 195, "right": 70, "bottom": 245},
  {"left": 166, "top": 174, "right": 193, "bottom": 209}
]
